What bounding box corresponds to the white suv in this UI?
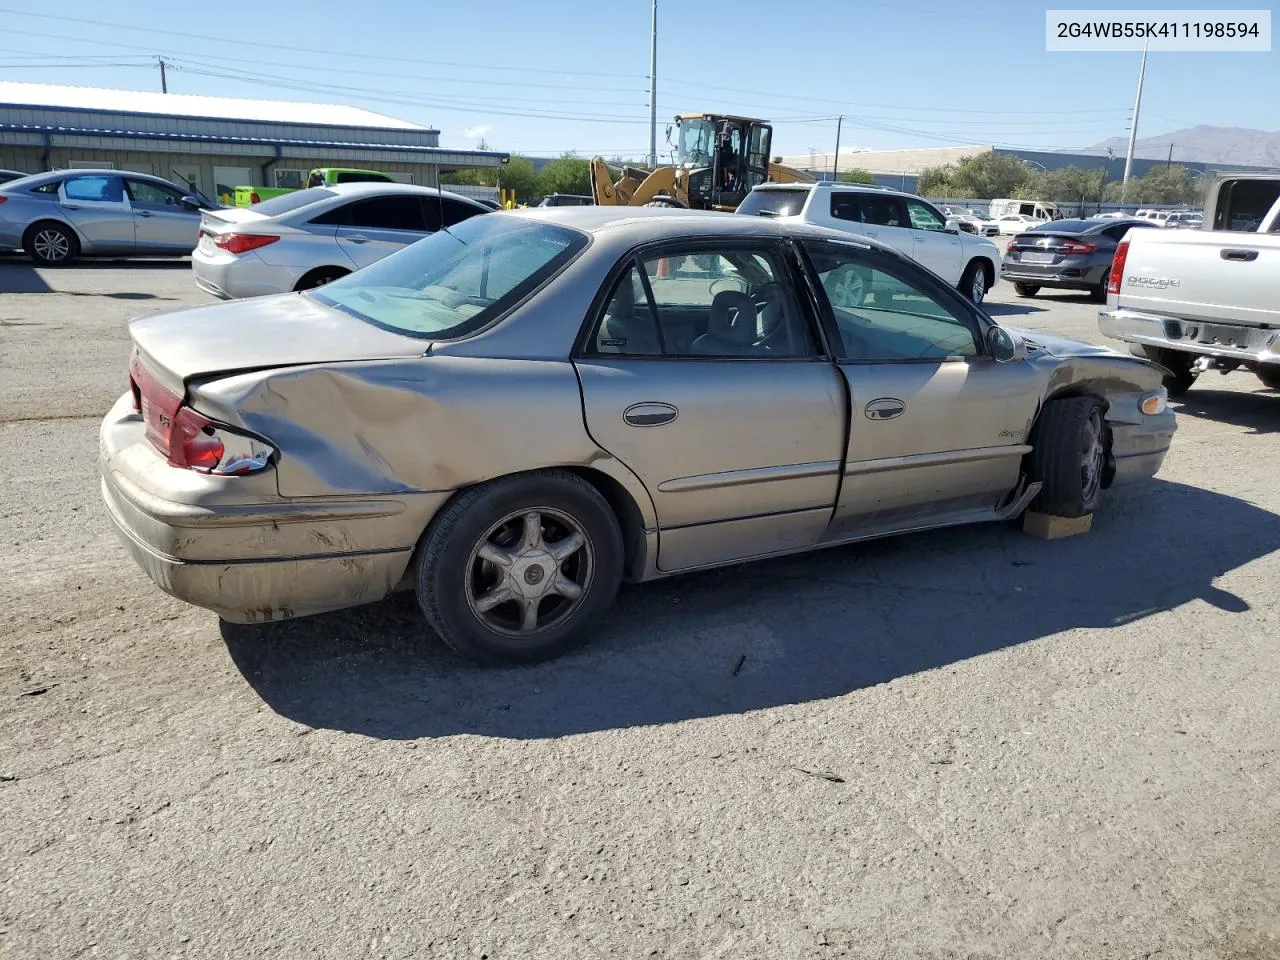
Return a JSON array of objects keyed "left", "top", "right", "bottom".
[{"left": 737, "top": 182, "right": 1001, "bottom": 304}]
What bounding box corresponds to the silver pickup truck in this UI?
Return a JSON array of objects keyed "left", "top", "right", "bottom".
[{"left": 1099, "top": 173, "right": 1280, "bottom": 395}]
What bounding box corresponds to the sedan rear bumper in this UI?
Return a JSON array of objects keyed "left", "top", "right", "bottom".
[
  {"left": 1001, "top": 260, "right": 1108, "bottom": 291},
  {"left": 99, "top": 392, "right": 447, "bottom": 623}
]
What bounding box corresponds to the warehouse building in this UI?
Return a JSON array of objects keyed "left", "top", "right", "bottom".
[{"left": 0, "top": 81, "right": 508, "bottom": 204}]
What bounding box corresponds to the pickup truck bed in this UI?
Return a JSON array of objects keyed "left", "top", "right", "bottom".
[{"left": 1099, "top": 175, "right": 1280, "bottom": 395}]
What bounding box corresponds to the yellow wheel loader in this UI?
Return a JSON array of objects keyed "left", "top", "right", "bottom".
[{"left": 589, "top": 113, "right": 815, "bottom": 211}]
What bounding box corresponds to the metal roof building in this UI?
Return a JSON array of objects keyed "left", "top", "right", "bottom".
[{"left": 0, "top": 81, "right": 508, "bottom": 203}]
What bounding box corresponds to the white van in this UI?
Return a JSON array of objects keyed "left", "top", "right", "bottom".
[{"left": 988, "top": 198, "right": 1059, "bottom": 221}]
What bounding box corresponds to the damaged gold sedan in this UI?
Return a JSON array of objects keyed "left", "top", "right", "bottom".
[{"left": 101, "top": 208, "right": 1176, "bottom": 664}]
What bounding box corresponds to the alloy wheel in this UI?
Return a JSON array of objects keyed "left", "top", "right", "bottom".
[
  {"left": 464, "top": 507, "right": 594, "bottom": 637},
  {"left": 1080, "top": 407, "right": 1105, "bottom": 502},
  {"left": 33, "top": 229, "right": 70, "bottom": 263}
]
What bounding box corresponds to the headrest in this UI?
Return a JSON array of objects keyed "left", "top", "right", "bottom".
[
  {"left": 608, "top": 274, "right": 636, "bottom": 314},
  {"left": 708, "top": 291, "right": 758, "bottom": 345}
]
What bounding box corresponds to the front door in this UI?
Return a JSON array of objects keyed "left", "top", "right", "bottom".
[
  {"left": 801, "top": 240, "right": 1041, "bottom": 537},
  {"left": 57, "top": 174, "right": 133, "bottom": 253},
  {"left": 124, "top": 177, "right": 201, "bottom": 253},
  {"left": 573, "top": 241, "right": 847, "bottom": 572}
]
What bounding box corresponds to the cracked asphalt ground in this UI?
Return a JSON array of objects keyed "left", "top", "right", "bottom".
[{"left": 2, "top": 255, "right": 1278, "bottom": 960}]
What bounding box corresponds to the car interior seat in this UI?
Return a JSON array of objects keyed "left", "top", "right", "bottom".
[
  {"left": 690, "top": 291, "right": 760, "bottom": 355},
  {"left": 597, "top": 273, "right": 660, "bottom": 355}
]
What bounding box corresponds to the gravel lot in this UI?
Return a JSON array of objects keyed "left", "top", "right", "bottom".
[{"left": 2, "top": 254, "right": 1278, "bottom": 960}]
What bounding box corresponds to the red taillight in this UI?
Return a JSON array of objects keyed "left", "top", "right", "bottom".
[
  {"left": 1108, "top": 239, "right": 1129, "bottom": 295},
  {"left": 250, "top": 192, "right": 262, "bottom": 204},
  {"left": 1059, "top": 240, "right": 1097, "bottom": 255},
  {"left": 170, "top": 407, "right": 224, "bottom": 471},
  {"left": 128, "top": 349, "right": 273, "bottom": 475},
  {"left": 0, "top": 196, "right": 7, "bottom": 205},
  {"left": 213, "top": 233, "right": 279, "bottom": 255}
]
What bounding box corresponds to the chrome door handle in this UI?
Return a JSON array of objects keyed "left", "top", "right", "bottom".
[
  {"left": 63, "top": 204, "right": 81, "bottom": 210},
  {"left": 623, "top": 402, "right": 678, "bottom": 427},
  {"left": 344, "top": 234, "right": 369, "bottom": 244},
  {"left": 1220, "top": 248, "right": 1258, "bottom": 262},
  {"left": 137, "top": 211, "right": 153, "bottom": 217}
]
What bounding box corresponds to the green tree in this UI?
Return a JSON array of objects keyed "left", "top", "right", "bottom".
[
  {"left": 1016, "top": 165, "right": 1107, "bottom": 204},
  {"left": 1103, "top": 165, "right": 1202, "bottom": 205},
  {"left": 536, "top": 153, "right": 594, "bottom": 198},
  {"left": 947, "top": 152, "right": 1035, "bottom": 199},
  {"left": 838, "top": 168, "right": 877, "bottom": 185},
  {"left": 917, "top": 164, "right": 955, "bottom": 196},
  {"left": 442, "top": 154, "right": 538, "bottom": 202}
]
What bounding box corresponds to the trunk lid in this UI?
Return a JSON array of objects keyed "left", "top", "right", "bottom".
[
  {"left": 128, "top": 292, "right": 430, "bottom": 388},
  {"left": 1118, "top": 228, "right": 1280, "bottom": 327}
]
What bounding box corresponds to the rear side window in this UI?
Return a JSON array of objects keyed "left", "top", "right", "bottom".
[
  {"left": 32, "top": 181, "right": 61, "bottom": 194},
  {"left": 251, "top": 187, "right": 337, "bottom": 216},
  {"left": 1214, "top": 179, "right": 1280, "bottom": 231},
  {"left": 736, "top": 187, "right": 809, "bottom": 217},
  {"left": 441, "top": 198, "right": 484, "bottom": 227}
]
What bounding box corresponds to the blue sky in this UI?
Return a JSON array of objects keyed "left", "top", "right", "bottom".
[{"left": 0, "top": 0, "right": 1275, "bottom": 160}]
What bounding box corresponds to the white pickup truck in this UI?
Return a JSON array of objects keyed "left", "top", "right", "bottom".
[{"left": 1098, "top": 173, "right": 1280, "bottom": 395}]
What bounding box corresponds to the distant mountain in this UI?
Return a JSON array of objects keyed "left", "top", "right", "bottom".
[{"left": 1083, "top": 125, "right": 1280, "bottom": 167}]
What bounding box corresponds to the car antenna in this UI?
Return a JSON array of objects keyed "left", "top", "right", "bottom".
[{"left": 436, "top": 173, "right": 465, "bottom": 245}]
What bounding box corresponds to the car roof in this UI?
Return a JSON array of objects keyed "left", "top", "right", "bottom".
[
  {"left": 0, "top": 168, "right": 180, "bottom": 191},
  {"left": 509, "top": 204, "right": 894, "bottom": 246},
  {"left": 321, "top": 182, "right": 486, "bottom": 205},
  {"left": 750, "top": 180, "right": 909, "bottom": 199}
]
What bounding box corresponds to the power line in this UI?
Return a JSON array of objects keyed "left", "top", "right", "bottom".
[{"left": 0, "top": 8, "right": 648, "bottom": 79}]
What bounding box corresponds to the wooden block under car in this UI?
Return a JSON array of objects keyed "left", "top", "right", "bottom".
[{"left": 1022, "top": 511, "right": 1093, "bottom": 540}]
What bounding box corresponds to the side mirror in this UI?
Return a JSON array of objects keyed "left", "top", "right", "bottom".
[
  {"left": 180, "top": 195, "right": 202, "bottom": 210},
  {"left": 987, "top": 326, "right": 1027, "bottom": 363},
  {"left": 944, "top": 218, "right": 962, "bottom": 234}
]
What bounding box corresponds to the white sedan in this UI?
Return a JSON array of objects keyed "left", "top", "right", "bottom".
[
  {"left": 192, "top": 183, "right": 491, "bottom": 299},
  {"left": 995, "top": 214, "right": 1045, "bottom": 235}
]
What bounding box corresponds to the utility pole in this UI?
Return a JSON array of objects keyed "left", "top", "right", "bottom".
[
  {"left": 647, "top": 0, "right": 658, "bottom": 166},
  {"left": 1167, "top": 142, "right": 1173, "bottom": 168},
  {"left": 1121, "top": 38, "right": 1148, "bottom": 203},
  {"left": 158, "top": 56, "right": 168, "bottom": 93},
  {"left": 831, "top": 116, "right": 843, "bottom": 181}
]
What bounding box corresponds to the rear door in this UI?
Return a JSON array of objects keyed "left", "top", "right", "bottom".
[
  {"left": 573, "top": 239, "right": 847, "bottom": 572},
  {"left": 328, "top": 195, "right": 431, "bottom": 269},
  {"left": 57, "top": 175, "right": 133, "bottom": 252},
  {"left": 801, "top": 239, "right": 1040, "bottom": 536},
  {"left": 124, "top": 177, "right": 201, "bottom": 253}
]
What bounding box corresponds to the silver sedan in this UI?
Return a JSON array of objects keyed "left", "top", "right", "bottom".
[
  {"left": 100, "top": 208, "right": 1177, "bottom": 665},
  {"left": 191, "top": 183, "right": 491, "bottom": 299},
  {"left": 0, "top": 169, "right": 214, "bottom": 263}
]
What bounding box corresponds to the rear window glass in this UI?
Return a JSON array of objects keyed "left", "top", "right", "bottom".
[
  {"left": 249, "top": 187, "right": 337, "bottom": 216},
  {"left": 312, "top": 215, "right": 588, "bottom": 340},
  {"left": 1028, "top": 219, "right": 1094, "bottom": 232},
  {"left": 1214, "top": 179, "right": 1280, "bottom": 232},
  {"left": 737, "top": 187, "right": 810, "bottom": 217},
  {"left": 335, "top": 171, "right": 394, "bottom": 183}
]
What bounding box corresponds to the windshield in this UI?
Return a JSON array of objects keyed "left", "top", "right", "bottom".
[
  {"left": 677, "top": 118, "right": 715, "bottom": 167},
  {"left": 736, "top": 187, "right": 810, "bottom": 217},
  {"left": 312, "top": 215, "right": 589, "bottom": 339}
]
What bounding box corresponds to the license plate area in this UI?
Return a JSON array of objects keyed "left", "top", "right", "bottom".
[
  {"left": 1192, "top": 322, "right": 1268, "bottom": 350},
  {"left": 197, "top": 233, "right": 216, "bottom": 254},
  {"left": 1020, "top": 252, "right": 1054, "bottom": 264}
]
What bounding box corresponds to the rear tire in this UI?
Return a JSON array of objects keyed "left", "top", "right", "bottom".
[
  {"left": 644, "top": 196, "right": 685, "bottom": 208},
  {"left": 1150, "top": 349, "right": 1197, "bottom": 398},
  {"left": 25, "top": 221, "right": 79, "bottom": 266},
  {"left": 1014, "top": 282, "right": 1040, "bottom": 298},
  {"left": 1256, "top": 367, "right": 1280, "bottom": 390},
  {"left": 1026, "top": 396, "right": 1108, "bottom": 519},
  {"left": 294, "top": 267, "right": 348, "bottom": 291},
  {"left": 1089, "top": 271, "right": 1110, "bottom": 303},
  {"left": 415, "top": 470, "right": 624, "bottom": 666}
]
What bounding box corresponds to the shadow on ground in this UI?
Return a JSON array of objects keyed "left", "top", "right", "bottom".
[
  {"left": 984, "top": 301, "right": 1049, "bottom": 317},
  {"left": 1173, "top": 387, "right": 1279, "bottom": 435},
  {"left": 222, "top": 479, "right": 1279, "bottom": 741},
  {"left": 0, "top": 259, "right": 189, "bottom": 295}
]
